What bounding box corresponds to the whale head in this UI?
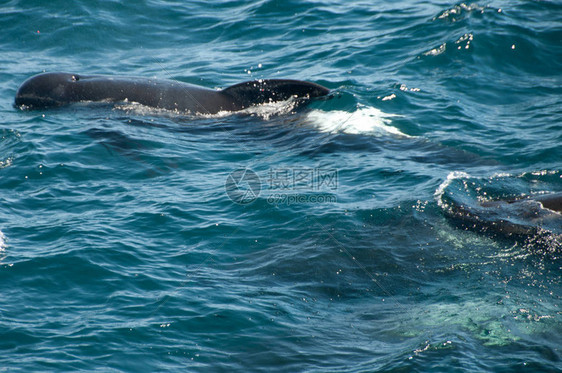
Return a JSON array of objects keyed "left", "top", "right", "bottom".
[{"left": 14, "top": 72, "right": 79, "bottom": 108}]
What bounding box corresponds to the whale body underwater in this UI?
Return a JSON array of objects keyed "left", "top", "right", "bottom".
[
  {"left": 445, "top": 192, "right": 562, "bottom": 239},
  {"left": 14, "top": 72, "right": 330, "bottom": 114}
]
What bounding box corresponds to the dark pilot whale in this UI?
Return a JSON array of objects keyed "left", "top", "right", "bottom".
[
  {"left": 444, "top": 192, "right": 562, "bottom": 239},
  {"left": 14, "top": 72, "right": 330, "bottom": 114},
  {"left": 527, "top": 193, "right": 562, "bottom": 214}
]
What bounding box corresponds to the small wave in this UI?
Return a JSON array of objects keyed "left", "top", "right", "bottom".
[
  {"left": 114, "top": 101, "right": 411, "bottom": 137},
  {"left": 433, "top": 3, "right": 487, "bottom": 22},
  {"left": 227, "top": 98, "right": 300, "bottom": 120},
  {"left": 113, "top": 101, "right": 192, "bottom": 117},
  {"left": 305, "top": 106, "right": 409, "bottom": 137},
  {"left": 113, "top": 97, "right": 301, "bottom": 120},
  {"left": 434, "top": 171, "right": 471, "bottom": 207}
]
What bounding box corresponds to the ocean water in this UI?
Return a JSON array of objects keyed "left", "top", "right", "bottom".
[{"left": 1, "top": 0, "right": 561, "bottom": 371}]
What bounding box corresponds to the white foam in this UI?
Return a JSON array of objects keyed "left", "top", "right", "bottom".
[
  {"left": 113, "top": 101, "right": 186, "bottom": 117},
  {"left": 304, "top": 106, "right": 410, "bottom": 137},
  {"left": 434, "top": 171, "right": 471, "bottom": 207},
  {"left": 0, "top": 230, "right": 6, "bottom": 251},
  {"left": 424, "top": 43, "right": 447, "bottom": 56},
  {"left": 227, "top": 98, "right": 299, "bottom": 120},
  {"left": 0, "top": 157, "right": 13, "bottom": 169},
  {"left": 113, "top": 101, "right": 411, "bottom": 137}
]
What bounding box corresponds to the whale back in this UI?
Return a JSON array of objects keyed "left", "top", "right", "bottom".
[
  {"left": 221, "top": 79, "right": 330, "bottom": 110},
  {"left": 535, "top": 193, "right": 562, "bottom": 213}
]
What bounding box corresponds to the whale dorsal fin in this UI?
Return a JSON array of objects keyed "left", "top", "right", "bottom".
[
  {"left": 221, "top": 79, "right": 329, "bottom": 108},
  {"left": 536, "top": 193, "right": 562, "bottom": 214}
]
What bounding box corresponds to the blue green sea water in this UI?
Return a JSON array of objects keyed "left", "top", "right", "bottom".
[{"left": 1, "top": 0, "right": 561, "bottom": 371}]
